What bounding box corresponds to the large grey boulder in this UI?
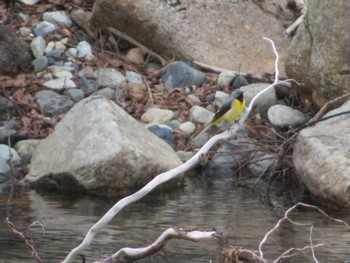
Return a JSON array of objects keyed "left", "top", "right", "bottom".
[
  {"left": 293, "top": 100, "right": 350, "bottom": 207},
  {"left": 23, "top": 96, "right": 183, "bottom": 196},
  {"left": 286, "top": 0, "right": 350, "bottom": 107},
  {"left": 91, "top": 0, "right": 294, "bottom": 75}
]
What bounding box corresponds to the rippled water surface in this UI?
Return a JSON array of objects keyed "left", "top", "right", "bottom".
[{"left": 0, "top": 178, "right": 349, "bottom": 263}]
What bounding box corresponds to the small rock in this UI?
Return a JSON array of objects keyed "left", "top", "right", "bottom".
[
  {"left": 47, "top": 48, "right": 63, "bottom": 59},
  {"left": 0, "top": 97, "right": 16, "bottom": 121},
  {"left": 97, "top": 87, "right": 116, "bottom": 100},
  {"left": 189, "top": 105, "right": 214, "bottom": 125},
  {"left": 79, "top": 77, "right": 99, "bottom": 93},
  {"left": 231, "top": 75, "right": 249, "bottom": 89},
  {"left": 35, "top": 90, "right": 75, "bottom": 116},
  {"left": 84, "top": 54, "right": 97, "bottom": 62},
  {"left": 214, "top": 91, "right": 230, "bottom": 108},
  {"left": 125, "top": 47, "right": 145, "bottom": 65},
  {"left": 248, "top": 153, "right": 274, "bottom": 177},
  {"left": 95, "top": 68, "right": 126, "bottom": 88},
  {"left": 30, "top": 36, "right": 46, "bottom": 59},
  {"left": 19, "top": 27, "right": 31, "bottom": 36},
  {"left": 126, "top": 71, "right": 146, "bottom": 90},
  {"left": 187, "top": 94, "right": 201, "bottom": 104},
  {"left": 64, "top": 88, "right": 85, "bottom": 102},
  {"left": 147, "top": 124, "right": 176, "bottom": 149},
  {"left": 66, "top": 47, "right": 79, "bottom": 57},
  {"left": 32, "top": 21, "right": 56, "bottom": 37},
  {"left": 167, "top": 120, "right": 181, "bottom": 129},
  {"left": 204, "top": 93, "right": 216, "bottom": 102},
  {"left": 217, "top": 71, "right": 236, "bottom": 87},
  {"left": 241, "top": 83, "right": 277, "bottom": 118},
  {"left": 17, "top": 13, "right": 29, "bottom": 23},
  {"left": 0, "top": 144, "right": 22, "bottom": 166},
  {"left": 179, "top": 121, "right": 196, "bottom": 136},
  {"left": 161, "top": 61, "right": 206, "bottom": 88},
  {"left": 13, "top": 139, "right": 41, "bottom": 162},
  {"left": 141, "top": 108, "right": 175, "bottom": 124},
  {"left": 52, "top": 70, "right": 73, "bottom": 79},
  {"left": 0, "top": 157, "right": 11, "bottom": 177},
  {"left": 31, "top": 56, "right": 48, "bottom": 72},
  {"left": 78, "top": 67, "right": 94, "bottom": 78},
  {"left": 176, "top": 150, "right": 195, "bottom": 163},
  {"left": 55, "top": 40, "right": 67, "bottom": 52},
  {"left": 76, "top": 41, "right": 92, "bottom": 58},
  {"left": 43, "top": 11, "right": 73, "bottom": 28},
  {"left": 45, "top": 41, "right": 55, "bottom": 53},
  {"left": 43, "top": 78, "right": 77, "bottom": 90},
  {"left": 268, "top": 105, "right": 309, "bottom": 128},
  {"left": 48, "top": 65, "right": 76, "bottom": 73}
]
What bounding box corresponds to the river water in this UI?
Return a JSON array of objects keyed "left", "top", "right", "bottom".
[{"left": 0, "top": 177, "right": 349, "bottom": 263}]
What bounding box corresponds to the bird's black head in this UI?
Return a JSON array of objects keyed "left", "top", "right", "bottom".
[{"left": 234, "top": 91, "right": 244, "bottom": 102}]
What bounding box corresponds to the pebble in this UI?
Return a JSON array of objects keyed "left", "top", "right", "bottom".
[
  {"left": 141, "top": 108, "right": 175, "bottom": 124},
  {"left": 79, "top": 77, "right": 99, "bottom": 93},
  {"left": 125, "top": 47, "right": 145, "bottom": 65},
  {"left": 214, "top": 91, "right": 230, "bottom": 108},
  {"left": 0, "top": 97, "right": 16, "bottom": 121},
  {"left": 267, "top": 105, "right": 310, "bottom": 128},
  {"left": 0, "top": 157, "right": 11, "bottom": 177},
  {"left": 78, "top": 67, "right": 94, "bottom": 78},
  {"left": 179, "top": 121, "right": 196, "bottom": 136},
  {"left": 32, "top": 55, "right": 48, "bottom": 72},
  {"left": 43, "top": 78, "right": 77, "bottom": 90},
  {"left": 30, "top": 36, "right": 46, "bottom": 59},
  {"left": 49, "top": 65, "right": 76, "bottom": 73},
  {"left": 43, "top": 73, "right": 53, "bottom": 81},
  {"left": 13, "top": 139, "right": 41, "bottom": 162},
  {"left": 96, "top": 87, "right": 116, "bottom": 100},
  {"left": 35, "top": 90, "right": 75, "bottom": 116},
  {"left": 55, "top": 40, "right": 67, "bottom": 52},
  {"left": 32, "top": 21, "right": 56, "bottom": 37},
  {"left": 47, "top": 48, "right": 63, "bottom": 58},
  {"left": 176, "top": 150, "right": 195, "bottom": 163},
  {"left": 84, "top": 54, "right": 97, "bottom": 62},
  {"left": 217, "top": 71, "right": 236, "bottom": 87},
  {"left": 43, "top": 11, "right": 73, "bottom": 28},
  {"left": 45, "top": 41, "right": 55, "bottom": 53},
  {"left": 0, "top": 144, "right": 22, "bottom": 166},
  {"left": 94, "top": 68, "right": 126, "bottom": 88},
  {"left": 166, "top": 120, "right": 181, "bottom": 129},
  {"left": 76, "top": 41, "right": 92, "bottom": 59},
  {"left": 146, "top": 124, "right": 176, "bottom": 149},
  {"left": 231, "top": 75, "right": 249, "bottom": 89},
  {"left": 52, "top": 70, "right": 73, "bottom": 79},
  {"left": 204, "top": 93, "right": 216, "bottom": 102},
  {"left": 17, "top": 13, "right": 29, "bottom": 23},
  {"left": 189, "top": 105, "right": 214, "bottom": 125},
  {"left": 64, "top": 88, "right": 85, "bottom": 102},
  {"left": 66, "top": 48, "right": 78, "bottom": 57},
  {"left": 126, "top": 71, "right": 146, "bottom": 90},
  {"left": 19, "top": 27, "right": 31, "bottom": 36},
  {"left": 187, "top": 94, "right": 201, "bottom": 104},
  {"left": 160, "top": 61, "right": 206, "bottom": 88}
]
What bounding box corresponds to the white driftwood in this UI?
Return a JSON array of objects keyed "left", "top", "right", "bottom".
[
  {"left": 62, "top": 38, "right": 281, "bottom": 263},
  {"left": 286, "top": 0, "right": 308, "bottom": 35}
]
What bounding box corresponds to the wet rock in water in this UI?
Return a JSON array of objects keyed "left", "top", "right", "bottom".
[
  {"left": 141, "top": 108, "right": 174, "bottom": 124},
  {"left": 43, "top": 11, "right": 73, "bottom": 28},
  {"left": 23, "top": 96, "right": 182, "bottom": 196},
  {"left": 217, "top": 71, "right": 236, "bottom": 87},
  {"left": 189, "top": 105, "right": 214, "bottom": 125},
  {"left": 0, "top": 157, "right": 11, "bottom": 180},
  {"left": 14, "top": 139, "right": 41, "bottom": 162},
  {"left": 268, "top": 105, "right": 309, "bottom": 128},
  {"left": 0, "top": 97, "right": 17, "bottom": 121},
  {"left": 0, "top": 25, "right": 32, "bottom": 74},
  {"left": 32, "top": 21, "right": 56, "bottom": 37},
  {"left": 160, "top": 61, "right": 206, "bottom": 88},
  {"left": 0, "top": 144, "right": 22, "bottom": 166},
  {"left": 94, "top": 68, "right": 126, "bottom": 88},
  {"left": 147, "top": 123, "right": 176, "bottom": 149},
  {"left": 30, "top": 36, "right": 46, "bottom": 58},
  {"left": 35, "top": 90, "right": 75, "bottom": 116},
  {"left": 43, "top": 78, "right": 77, "bottom": 90},
  {"left": 293, "top": 100, "right": 350, "bottom": 207},
  {"left": 231, "top": 75, "right": 249, "bottom": 89},
  {"left": 240, "top": 83, "right": 277, "bottom": 118},
  {"left": 248, "top": 153, "right": 274, "bottom": 177}
]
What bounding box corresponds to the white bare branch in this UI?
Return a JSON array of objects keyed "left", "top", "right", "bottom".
[{"left": 286, "top": 0, "right": 308, "bottom": 35}]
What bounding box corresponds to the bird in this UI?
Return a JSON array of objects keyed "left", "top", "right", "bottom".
[{"left": 194, "top": 91, "right": 246, "bottom": 138}]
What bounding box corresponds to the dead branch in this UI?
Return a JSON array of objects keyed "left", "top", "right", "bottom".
[
  {"left": 99, "top": 228, "right": 217, "bottom": 263},
  {"left": 286, "top": 0, "right": 308, "bottom": 35},
  {"left": 258, "top": 202, "right": 350, "bottom": 261},
  {"left": 106, "top": 27, "right": 167, "bottom": 66},
  {"left": 6, "top": 218, "right": 43, "bottom": 263}
]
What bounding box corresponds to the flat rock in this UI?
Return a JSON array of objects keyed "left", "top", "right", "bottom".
[
  {"left": 43, "top": 78, "right": 77, "bottom": 90},
  {"left": 94, "top": 68, "right": 126, "bottom": 88},
  {"left": 43, "top": 11, "right": 73, "bottom": 28},
  {"left": 23, "top": 96, "right": 182, "bottom": 195},
  {"left": 141, "top": 108, "right": 174, "bottom": 124},
  {"left": 268, "top": 105, "right": 309, "bottom": 128},
  {"left": 35, "top": 90, "right": 75, "bottom": 116}
]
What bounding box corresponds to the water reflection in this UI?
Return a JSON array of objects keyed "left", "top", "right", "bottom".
[{"left": 0, "top": 178, "right": 349, "bottom": 263}]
